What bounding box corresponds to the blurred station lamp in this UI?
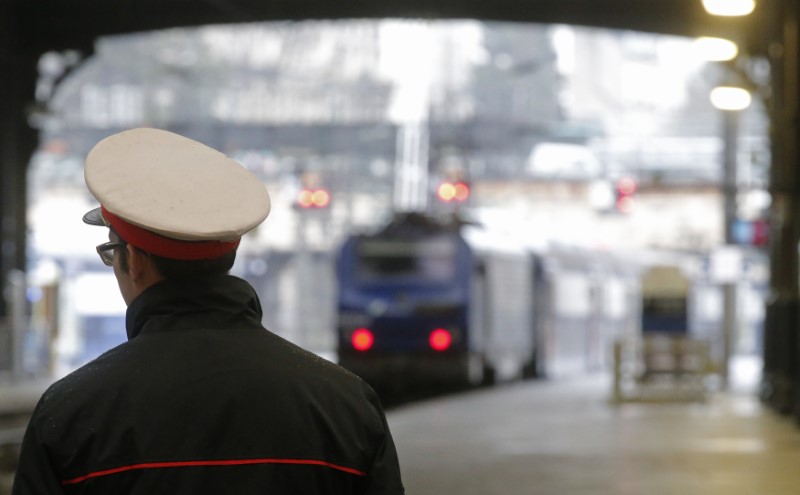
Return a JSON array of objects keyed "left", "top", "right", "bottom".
[
  {"left": 710, "top": 86, "right": 752, "bottom": 111},
  {"left": 437, "top": 181, "right": 470, "bottom": 203},
  {"left": 702, "top": 0, "right": 756, "bottom": 16},
  {"left": 693, "top": 37, "right": 739, "bottom": 61}
]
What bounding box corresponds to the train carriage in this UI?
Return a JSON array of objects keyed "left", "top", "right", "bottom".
[
  {"left": 335, "top": 212, "right": 641, "bottom": 391},
  {"left": 531, "top": 247, "right": 639, "bottom": 378}
]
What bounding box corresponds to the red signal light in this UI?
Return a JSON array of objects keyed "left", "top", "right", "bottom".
[
  {"left": 616, "top": 177, "right": 637, "bottom": 196},
  {"left": 351, "top": 328, "right": 374, "bottom": 351},
  {"left": 297, "top": 188, "right": 330, "bottom": 209},
  {"left": 298, "top": 189, "right": 315, "bottom": 208},
  {"left": 311, "top": 189, "right": 330, "bottom": 207},
  {"left": 437, "top": 181, "right": 470, "bottom": 203},
  {"left": 453, "top": 182, "right": 470, "bottom": 202},
  {"left": 429, "top": 328, "right": 452, "bottom": 351},
  {"left": 614, "top": 177, "right": 636, "bottom": 213},
  {"left": 437, "top": 182, "right": 456, "bottom": 202}
]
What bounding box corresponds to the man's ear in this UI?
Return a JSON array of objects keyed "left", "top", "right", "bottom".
[
  {"left": 126, "top": 244, "right": 147, "bottom": 281},
  {"left": 126, "top": 245, "right": 164, "bottom": 288}
]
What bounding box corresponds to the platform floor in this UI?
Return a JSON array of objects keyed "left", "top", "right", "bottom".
[
  {"left": 3, "top": 359, "right": 799, "bottom": 494},
  {"left": 388, "top": 363, "right": 800, "bottom": 495}
]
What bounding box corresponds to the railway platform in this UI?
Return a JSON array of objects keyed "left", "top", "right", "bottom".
[
  {"left": 389, "top": 356, "right": 800, "bottom": 495},
  {"left": 1, "top": 357, "right": 798, "bottom": 494}
]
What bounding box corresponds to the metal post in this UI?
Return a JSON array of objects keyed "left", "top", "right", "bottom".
[
  {"left": 721, "top": 109, "right": 739, "bottom": 390},
  {"left": 722, "top": 111, "right": 739, "bottom": 246},
  {"left": 9, "top": 269, "right": 27, "bottom": 380},
  {"left": 294, "top": 208, "right": 308, "bottom": 348},
  {"left": 394, "top": 123, "right": 430, "bottom": 212}
]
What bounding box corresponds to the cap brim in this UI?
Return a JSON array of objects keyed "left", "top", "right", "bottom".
[{"left": 82, "top": 207, "right": 107, "bottom": 227}]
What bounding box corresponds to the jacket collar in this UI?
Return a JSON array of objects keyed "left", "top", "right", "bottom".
[{"left": 125, "top": 274, "right": 263, "bottom": 340}]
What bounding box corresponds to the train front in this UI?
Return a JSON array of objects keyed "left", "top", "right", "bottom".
[{"left": 335, "top": 217, "right": 478, "bottom": 389}]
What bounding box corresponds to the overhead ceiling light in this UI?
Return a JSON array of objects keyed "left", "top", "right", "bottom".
[
  {"left": 702, "top": 0, "right": 756, "bottom": 16},
  {"left": 710, "top": 86, "right": 752, "bottom": 111},
  {"left": 694, "top": 37, "right": 739, "bottom": 61}
]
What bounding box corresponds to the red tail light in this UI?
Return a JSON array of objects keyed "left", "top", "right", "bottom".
[
  {"left": 429, "top": 328, "right": 452, "bottom": 351},
  {"left": 351, "top": 328, "right": 374, "bottom": 351}
]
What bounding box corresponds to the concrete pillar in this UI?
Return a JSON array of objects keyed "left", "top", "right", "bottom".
[
  {"left": 762, "top": 0, "right": 800, "bottom": 415},
  {"left": 0, "top": 9, "right": 39, "bottom": 319}
]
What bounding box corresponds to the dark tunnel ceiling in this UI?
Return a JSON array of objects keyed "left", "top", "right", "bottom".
[{"left": 12, "top": 0, "right": 778, "bottom": 57}]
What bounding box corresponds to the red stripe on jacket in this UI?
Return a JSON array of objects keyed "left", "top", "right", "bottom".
[{"left": 61, "top": 457, "right": 367, "bottom": 485}]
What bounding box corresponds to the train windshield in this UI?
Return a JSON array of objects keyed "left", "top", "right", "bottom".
[{"left": 355, "top": 235, "right": 458, "bottom": 283}]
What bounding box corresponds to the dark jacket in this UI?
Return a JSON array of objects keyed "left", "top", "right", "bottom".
[{"left": 12, "top": 274, "right": 404, "bottom": 494}]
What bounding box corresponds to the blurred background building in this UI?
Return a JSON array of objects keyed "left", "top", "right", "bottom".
[{"left": 17, "top": 20, "right": 769, "bottom": 378}]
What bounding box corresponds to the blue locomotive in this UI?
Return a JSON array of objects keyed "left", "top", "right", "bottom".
[{"left": 335, "top": 213, "right": 535, "bottom": 388}]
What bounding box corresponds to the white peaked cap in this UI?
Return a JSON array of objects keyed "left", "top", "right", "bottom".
[{"left": 84, "top": 128, "right": 271, "bottom": 244}]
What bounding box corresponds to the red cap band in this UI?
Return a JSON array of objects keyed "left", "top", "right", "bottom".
[{"left": 101, "top": 206, "right": 240, "bottom": 260}]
